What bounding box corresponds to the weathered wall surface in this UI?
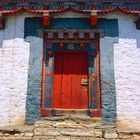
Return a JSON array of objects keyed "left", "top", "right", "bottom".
[
  {"left": 0, "top": 14, "right": 30, "bottom": 126},
  {"left": 113, "top": 14, "right": 140, "bottom": 129},
  {"left": 25, "top": 37, "right": 43, "bottom": 124},
  {"left": 100, "top": 37, "right": 117, "bottom": 124},
  {"left": 24, "top": 17, "right": 43, "bottom": 124},
  {"left": 100, "top": 13, "right": 140, "bottom": 129}
]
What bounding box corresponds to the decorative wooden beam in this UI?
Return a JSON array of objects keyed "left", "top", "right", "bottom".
[
  {"left": 43, "top": 11, "right": 50, "bottom": 27},
  {"left": 90, "top": 10, "right": 98, "bottom": 26},
  {"left": 44, "top": 29, "right": 104, "bottom": 40}
]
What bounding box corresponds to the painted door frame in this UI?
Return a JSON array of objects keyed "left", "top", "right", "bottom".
[{"left": 41, "top": 32, "right": 101, "bottom": 117}]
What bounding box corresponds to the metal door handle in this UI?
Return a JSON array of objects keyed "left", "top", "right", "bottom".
[{"left": 81, "top": 79, "right": 88, "bottom": 86}]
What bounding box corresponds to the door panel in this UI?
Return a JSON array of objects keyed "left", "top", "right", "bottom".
[
  {"left": 53, "top": 54, "right": 63, "bottom": 108},
  {"left": 61, "top": 53, "right": 72, "bottom": 108},
  {"left": 53, "top": 51, "right": 88, "bottom": 109}
]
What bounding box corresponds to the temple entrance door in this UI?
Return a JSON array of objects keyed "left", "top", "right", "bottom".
[{"left": 53, "top": 51, "right": 88, "bottom": 109}]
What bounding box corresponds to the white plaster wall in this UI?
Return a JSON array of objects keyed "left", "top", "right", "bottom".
[
  {"left": 102, "top": 13, "right": 140, "bottom": 129},
  {"left": 0, "top": 14, "right": 30, "bottom": 126},
  {"left": 114, "top": 14, "right": 140, "bottom": 129}
]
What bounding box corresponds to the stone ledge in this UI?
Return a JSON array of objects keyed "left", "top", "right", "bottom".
[
  {"left": 41, "top": 115, "right": 101, "bottom": 122},
  {"left": 0, "top": 125, "right": 34, "bottom": 134},
  {"left": 0, "top": 120, "right": 140, "bottom": 140}
]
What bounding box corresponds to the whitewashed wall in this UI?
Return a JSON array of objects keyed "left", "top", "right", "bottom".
[
  {"left": 101, "top": 13, "right": 140, "bottom": 129},
  {"left": 114, "top": 14, "right": 140, "bottom": 129},
  {"left": 0, "top": 14, "right": 30, "bottom": 126}
]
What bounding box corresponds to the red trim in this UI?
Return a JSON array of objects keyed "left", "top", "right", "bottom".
[
  {"left": 41, "top": 109, "right": 51, "bottom": 117},
  {"left": 98, "top": 6, "right": 139, "bottom": 16},
  {"left": 91, "top": 16, "right": 98, "bottom": 26},
  {"left": 90, "top": 109, "right": 101, "bottom": 117},
  {"left": 40, "top": 38, "right": 47, "bottom": 117},
  {"left": 3, "top": 8, "right": 43, "bottom": 16},
  {"left": 1, "top": 6, "right": 139, "bottom": 17},
  {"left": 97, "top": 33, "right": 102, "bottom": 109},
  {"left": 43, "top": 16, "right": 50, "bottom": 27},
  {"left": 50, "top": 6, "right": 89, "bottom": 15}
]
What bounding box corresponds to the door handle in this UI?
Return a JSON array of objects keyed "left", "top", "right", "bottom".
[{"left": 81, "top": 78, "right": 88, "bottom": 86}]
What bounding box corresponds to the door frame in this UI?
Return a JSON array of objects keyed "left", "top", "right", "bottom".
[{"left": 41, "top": 32, "right": 101, "bottom": 117}]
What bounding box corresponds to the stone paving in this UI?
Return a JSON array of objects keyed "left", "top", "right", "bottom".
[{"left": 0, "top": 116, "right": 140, "bottom": 140}]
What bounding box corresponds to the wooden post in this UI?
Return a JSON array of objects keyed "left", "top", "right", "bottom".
[
  {"left": 90, "top": 10, "right": 98, "bottom": 26},
  {"left": 43, "top": 11, "right": 50, "bottom": 27}
]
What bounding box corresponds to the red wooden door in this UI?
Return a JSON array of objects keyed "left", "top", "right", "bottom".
[{"left": 53, "top": 51, "right": 88, "bottom": 109}]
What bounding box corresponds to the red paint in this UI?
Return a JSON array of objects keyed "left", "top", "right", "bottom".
[
  {"left": 43, "top": 16, "right": 50, "bottom": 27},
  {"left": 60, "top": 43, "right": 64, "bottom": 48},
  {"left": 90, "top": 16, "right": 98, "bottom": 26},
  {"left": 53, "top": 51, "right": 88, "bottom": 109},
  {"left": 48, "top": 51, "right": 53, "bottom": 56},
  {"left": 46, "top": 71, "right": 52, "bottom": 76},
  {"left": 80, "top": 43, "right": 84, "bottom": 48},
  {"left": 90, "top": 109, "right": 101, "bottom": 117},
  {"left": 41, "top": 109, "right": 51, "bottom": 117}
]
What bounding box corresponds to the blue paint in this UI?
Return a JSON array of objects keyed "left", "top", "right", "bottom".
[
  {"left": 45, "top": 57, "right": 54, "bottom": 108},
  {"left": 100, "top": 40, "right": 117, "bottom": 124},
  {"left": 96, "top": 19, "right": 119, "bottom": 37},
  {"left": 51, "top": 18, "right": 92, "bottom": 29},
  {"left": 25, "top": 38, "right": 43, "bottom": 124},
  {"left": 51, "top": 18, "right": 119, "bottom": 37},
  {"left": 24, "top": 17, "right": 43, "bottom": 38}
]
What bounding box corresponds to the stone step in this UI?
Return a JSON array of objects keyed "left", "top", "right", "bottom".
[
  {"left": 51, "top": 109, "right": 89, "bottom": 116},
  {"left": 34, "top": 116, "right": 102, "bottom": 139},
  {"left": 0, "top": 136, "right": 32, "bottom": 140},
  {"left": 0, "top": 117, "right": 139, "bottom": 140},
  {"left": 41, "top": 115, "right": 101, "bottom": 123},
  {"left": 37, "top": 116, "right": 102, "bottom": 129}
]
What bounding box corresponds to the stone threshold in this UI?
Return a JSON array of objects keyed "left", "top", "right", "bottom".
[
  {"left": 0, "top": 117, "right": 140, "bottom": 140},
  {"left": 41, "top": 115, "right": 102, "bottom": 122}
]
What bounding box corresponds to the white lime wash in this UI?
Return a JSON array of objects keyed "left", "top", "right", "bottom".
[{"left": 0, "top": 14, "right": 31, "bottom": 126}]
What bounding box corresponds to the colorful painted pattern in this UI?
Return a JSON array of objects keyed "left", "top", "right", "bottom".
[{"left": 0, "top": 0, "right": 139, "bottom": 14}]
